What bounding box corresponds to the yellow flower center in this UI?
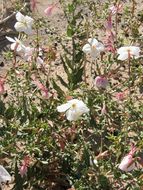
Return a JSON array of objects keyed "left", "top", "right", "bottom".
[
  {"left": 92, "top": 45, "right": 96, "bottom": 49},
  {"left": 71, "top": 103, "right": 76, "bottom": 108}
]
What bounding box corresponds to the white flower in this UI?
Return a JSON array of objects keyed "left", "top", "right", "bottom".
[
  {"left": 6, "top": 36, "right": 25, "bottom": 52},
  {"left": 82, "top": 38, "right": 105, "bottom": 59},
  {"left": 57, "top": 99, "right": 89, "bottom": 121},
  {"left": 117, "top": 46, "right": 140, "bottom": 60},
  {"left": 14, "top": 12, "right": 34, "bottom": 35},
  {"left": 0, "top": 165, "right": 11, "bottom": 183}
]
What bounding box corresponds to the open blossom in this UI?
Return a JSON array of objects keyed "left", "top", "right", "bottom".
[
  {"left": 95, "top": 76, "right": 108, "bottom": 89},
  {"left": 82, "top": 38, "right": 105, "bottom": 59},
  {"left": 117, "top": 46, "right": 140, "bottom": 60},
  {"left": 44, "top": 3, "right": 58, "bottom": 16},
  {"left": 6, "top": 36, "right": 25, "bottom": 52},
  {"left": 19, "top": 156, "right": 30, "bottom": 178},
  {"left": 57, "top": 99, "right": 89, "bottom": 121},
  {"left": 0, "top": 79, "right": 5, "bottom": 95},
  {"left": 118, "top": 145, "right": 136, "bottom": 172},
  {"left": 14, "top": 12, "right": 34, "bottom": 35}
]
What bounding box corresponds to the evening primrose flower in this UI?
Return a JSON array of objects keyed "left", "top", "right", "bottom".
[
  {"left": 14, "top": 12, "right": 34, "bottom": 35},
  {"left": 117, "top": 46, "right": 140, "bottom": 60},
  {"left": 6, "top": 36, "right": 25, "bottom": 52},
  {"left": 82, "top": 38, "right": 105, "bottom": 59},
  {"left": 118, "top": 145, "right": 136, "bottom": 172},
  {"left": 95, "top": 76, "right": 108, "bottom": 89},
  {"left": 57, "top": 99, "right": 89, "bottom": 121}
]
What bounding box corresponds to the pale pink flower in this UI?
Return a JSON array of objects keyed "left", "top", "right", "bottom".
[
  {"left": 44, "top": 3, "right": 58, "bottom": 16},
  {"left": 23, "top": 46, "right": 44, "bottom": 64},
  {"left": 118, "top": 145, "right": 136, "bottom": 172},
  {"left": 95, "top": 76, "right": 108, "bottom": 89},
  {"left": 30, "top": 0, "right": 39, "bottom": 12},
  {"left": 109, "top": 4, "right": 123, "bottom": 15},
  {"left": 32, "top": 75, "right": 48, "bottom": 98},
  {"left": 105, "top": 15, "right": 113, "bottom": 31},
  {"left": 0, "top": 79, "right": 5, "bottom": 95},
  {"left": 19, "top": 156, "right": 30, "bottom": 178},
  {"left": 104, "top": 16, "right": 116, "bottom": 53},
  {"left": 115, "top": 92, "right": 125, "bottom": 101}
]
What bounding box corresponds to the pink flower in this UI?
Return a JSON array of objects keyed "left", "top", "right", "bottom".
[
  {"left": 118, "top": 145, "right": 136, "bottom": 172},
  {"left": 30, "top": 0, "right": 39, "bottom": 12},
  {"left": 19, "top": 156, "right": 30, "bottom": 177},
  {"left": 0, "top": 79, "right": 5, "bottom": 95},
  {"left": 104, "top": 16, "right": 116, "bottom": 53},
  {"left": 109, "top": 4, "right": 122, "bottom": 15},
  {"left": 115, "top": 92, "right": 125, "bottom": 101},
  {"left": 95, "top": 76, "right": 108, "bottom": 89},
  {"left": 32, "top": 75, "right": 48, "bottom": 98},
  {"left": 44, "top": 3, "right": 58, "bottom": 16}
]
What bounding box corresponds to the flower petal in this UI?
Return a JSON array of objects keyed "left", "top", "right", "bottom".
[
  {"left": 117, "top": 52, "right": 128, "bottom": 60},
  {"left": 6, "top": 36, "right": 16, "bottom": 43},
  {"left": 16, "top": 12, "right": 25, "bottom": 22},
  {"left": 82, "top": 44, "right": 91, "bottom": 53},
  {"left": 57, "top": 103, "right": 71, "bottom": 112},
  {"left": 14, "top": 22, "right": 25, "bottom": 32},
  {"left": 117, "top": 47, "right": 127, "bottom": 54},
  {"left": 25, "top": 16, "right": 34, "bottom": 25},
  {"left": 66, "top": 109, "right": 80, "bottom": 121},
  {"left": 97, "top": 42, "right": 105, "bottom": 52},
  {"left": 88, "top": 38, "right": 98, "bottom": 46}
]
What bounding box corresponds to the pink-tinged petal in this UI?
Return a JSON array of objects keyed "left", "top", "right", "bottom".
[
  {"left": 57, "top": 103, "right": 71, "bottom": 112},
  {"left": 44, "top": 4, "right": 57, "bottom": 16},
  {"left": 30, "top": 0, "right": 38, "bottom": 11},
  {"left": 82, "top": 44, "right": 91, "bottom": 53},
  {"left": 117, "top": 52, "right": 128, "bottom": 60},
  {"left": 11, "top": 43, "right": 17, "bottom": 50},
  {"left": 37, "top": 57, "right": 44, "bottom": 64},
  {"left": 118, "top": 155, "right": 135, "bottom": 172},
  {"left": 19, "top": 165, "right": 28, "bottom": 178}
]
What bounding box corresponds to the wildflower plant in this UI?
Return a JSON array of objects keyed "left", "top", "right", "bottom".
[{"left": 0, "top": 0, "right": 143, "bottom": 190}]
